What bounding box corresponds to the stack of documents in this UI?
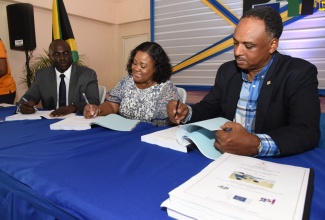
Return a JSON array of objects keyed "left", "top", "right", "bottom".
[
  {"left": 50, "top": 116, "right": 97, "bottom": 130},
  {"left": 142, "top": 117, "right": 229, "bottom": 159},
  {"left": 50, "top": 114, "right": 140, "bottom": 131},
  {"left": 161, "top": 153, "right": 313, "bottom": 220},
  {"left": 141, "top": 126, "right": 189, "bottom": 153}
]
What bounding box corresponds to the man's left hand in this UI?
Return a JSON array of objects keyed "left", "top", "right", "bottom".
[
  {"left": 50, "top": 105, "right": 76, "bottom": 117},
  {"left": 214, "top": 121, "right": 260, "bottom": 156}
]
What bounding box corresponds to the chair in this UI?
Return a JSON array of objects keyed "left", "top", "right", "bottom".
[
  {"left": 98, "top": 86, "right": 107, "bottom": 104},
  {"left": 176, "top": 87, "right": 187, "bottom": 103}
]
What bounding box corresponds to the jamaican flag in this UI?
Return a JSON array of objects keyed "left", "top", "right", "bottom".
[{"left": 52, "top": 0, "right": 79, "bottom": 62}]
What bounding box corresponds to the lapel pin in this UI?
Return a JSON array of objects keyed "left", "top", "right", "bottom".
[{"left": 267, "top": 81, "right": 271, "bottom": 85}]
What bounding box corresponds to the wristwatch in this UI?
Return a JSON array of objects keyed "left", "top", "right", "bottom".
[{"left": 257, "top": 141, "right": 263, "bottom": 154}]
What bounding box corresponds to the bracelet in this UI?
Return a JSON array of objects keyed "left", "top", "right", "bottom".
[{"left": 16, "top": 103, "right": 21, "bottom": 113}]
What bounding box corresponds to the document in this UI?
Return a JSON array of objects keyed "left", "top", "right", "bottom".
[
  {"left": 141, "top": 117, "right": 229, "bottom": 159},
  {"left": 50, "top": 116, "right": 97, "bottom": 130},
  {"left": 162, "top": 153, "right": 313, "bottom": 220},
  {"left": 89, "top": 114, "right": 140, "bottom": 131},
  {"left": 141, "top": 126, "right": 188, "bottom": 153},
  {"left": 5, "top": 111, "right": 75, "bottom": 121},
  {"left": 0, "top": 103, "right": 15, "bottom": 107},
  {"left": 50, "top": 114, "right": 140, "bottom": 131}
]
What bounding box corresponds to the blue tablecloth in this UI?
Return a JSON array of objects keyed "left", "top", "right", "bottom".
[{"left": 0, "top": 107, "right": 325, "bottom": 219}]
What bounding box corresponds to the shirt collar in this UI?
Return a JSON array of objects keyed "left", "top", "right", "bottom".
[{"left": 55, "top": 65, "right": 72, "bottom": 80}]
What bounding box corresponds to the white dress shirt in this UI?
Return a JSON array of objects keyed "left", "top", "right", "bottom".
[{"left": 55, "top": 65, "right": 72, "bottom": 108}]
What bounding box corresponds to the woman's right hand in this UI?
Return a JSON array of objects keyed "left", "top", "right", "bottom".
[
  {"left": 83, "top": 104, "right": 100, "bottom": 118},
  {"left": 166, "top": 100, "right": 189, "bottom": 124}
]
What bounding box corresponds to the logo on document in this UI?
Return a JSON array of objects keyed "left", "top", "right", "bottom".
[
  {"left": 218, "top": 185, "right": 229, "bottom": 190},
  {"left": 259, "top": 197, "right": 276, "bottom": 205}
]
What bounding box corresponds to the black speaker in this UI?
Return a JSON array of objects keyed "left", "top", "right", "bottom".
[{"left": 6, "top": 3, "right": 36, "bottom": 51}]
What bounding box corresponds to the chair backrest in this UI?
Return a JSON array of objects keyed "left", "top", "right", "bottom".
[
  {"left": 176, "top": 87, "right": 187, "bottom": 103},
  {"left": 98, "top": 86, "right": 107, "bottom": 104}
]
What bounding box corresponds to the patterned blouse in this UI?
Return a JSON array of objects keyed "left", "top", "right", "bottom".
[{"left": 107, "top": 76, "right": 181, "bottom": 126}]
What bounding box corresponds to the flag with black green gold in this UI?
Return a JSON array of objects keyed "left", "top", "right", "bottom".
[{"left": 52, "top": 0, "right": 79, "bottom": 62}]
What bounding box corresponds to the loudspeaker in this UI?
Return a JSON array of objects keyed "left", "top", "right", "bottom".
[{"left": 6, "top": 3, "right": 36, "bottom": 51}]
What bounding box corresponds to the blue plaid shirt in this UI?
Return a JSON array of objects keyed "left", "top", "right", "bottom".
[
  {"left": 186, "top": 56, "right": 280, "bottom": 157},
  {"left": 235, "top": 55, "right": 280, "bottom": 157}
]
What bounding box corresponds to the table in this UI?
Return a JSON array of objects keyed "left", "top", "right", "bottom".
[{"left": 0, "top": 107, "right": 324, "bottom": 219}]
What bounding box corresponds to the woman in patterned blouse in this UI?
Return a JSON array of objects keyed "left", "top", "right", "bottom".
[{"left": 83, "top": 41, "right": 181, "bottom": 126}]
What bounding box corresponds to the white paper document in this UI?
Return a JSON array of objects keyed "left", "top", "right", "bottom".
[
  {"left": 5, "top": 111, "right": 75, "bottom": 121},
  {"left": 141, "top": 126, "right": 188, "bottom": 153},
  {"left": 0, "top": 103, "right": 15, "bottom": 107},
  {"left": 141, "top": 117, "right": 229, "bottom": 159},
  {"left": 50, "top": 114, "right": 140, "bottom": 131},
  {"left": 162, "top": 153, "right": 311, "bottom": 220},
  {"left": 50, "top": 116, "right": 99, "bottom": 130}
]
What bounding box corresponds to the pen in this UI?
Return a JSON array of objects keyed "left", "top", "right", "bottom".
[
  {"left": 225, "top": 128, "right": 232, "bottom": 132},
  {"left": 174, "top": 99, "right": 180, "bottom": 117},
  {"left": 82, "top": 93, "right": 94, "bottom": 116},
  {"left": 22, "top": 97, "right": 38, "bottom": 111},
  {"left": 82, "top": 93, "right": 90, "bottom": 105}
]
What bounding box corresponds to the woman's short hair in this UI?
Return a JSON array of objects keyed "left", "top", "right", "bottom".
[{"left": 126, "top": 41, "right": 172, "bottom": 84}]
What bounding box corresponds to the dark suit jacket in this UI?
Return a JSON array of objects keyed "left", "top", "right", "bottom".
[
  {"left": 21, "top": 64, "right": 100, "bottom": 114},
  {"left": 190, "top": 51, "right": 320, "bottom": 156}
]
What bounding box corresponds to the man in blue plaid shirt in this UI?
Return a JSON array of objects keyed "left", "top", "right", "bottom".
[{"left": 167, "top": 6, "right": 320, "bottom": 157}]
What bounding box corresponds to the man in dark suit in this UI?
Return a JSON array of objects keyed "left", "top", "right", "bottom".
[
  {"left": 167, "top": 6, "right": 320, "bottom": 157},
  {"left": 18, "top": 39, "right": 99, "bottom": 116}
]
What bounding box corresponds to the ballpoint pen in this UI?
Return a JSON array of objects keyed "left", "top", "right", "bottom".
[
  {"left": 174, "top": 99, "right": 180, "bottom": 117},
  {"left": 22, "top": 97, "right": 38, "bottom": 111},
  {"left": 82, "top": 93, "right": 94, "bottom": 116},
  {"left": 225, "top": 128, "right": 232, "bottom": 132}
]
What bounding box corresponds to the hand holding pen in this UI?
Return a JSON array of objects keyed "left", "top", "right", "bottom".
[
  {"left": 167, "top": 99, "right": 189, "bottom": 124},
  {"left": 18, "top": 98, "right": 38, "bottom": 114},
  {"left": 82, "top": 93, "right": 97, "bottom": 118}
]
